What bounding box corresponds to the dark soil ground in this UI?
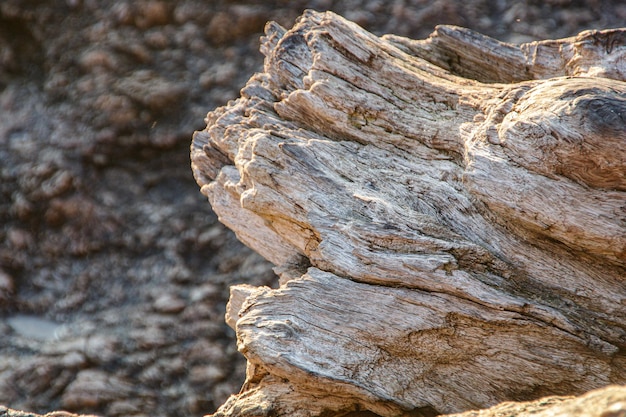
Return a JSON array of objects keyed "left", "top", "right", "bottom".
[{"left": 0, "top": 1, "right": 623, "bottom": 416}]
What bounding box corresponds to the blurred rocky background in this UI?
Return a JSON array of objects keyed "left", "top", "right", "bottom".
[{"left": 0, "top": 1, "right": 623, "bottom": 416}]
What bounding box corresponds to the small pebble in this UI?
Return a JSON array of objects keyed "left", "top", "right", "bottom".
[{"left": 153, "top": 293, "right": 186, "bottom": 314}]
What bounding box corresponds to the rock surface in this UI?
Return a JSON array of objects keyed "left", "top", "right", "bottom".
[{"left": 0, "top": 1, "right": 624, "bottom": 417}]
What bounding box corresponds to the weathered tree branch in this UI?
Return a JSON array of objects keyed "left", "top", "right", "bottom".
[{"left": 191, "top": 10, "right": 626, "bottom": 417}]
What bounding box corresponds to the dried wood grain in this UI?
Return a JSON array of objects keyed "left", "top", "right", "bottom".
[{"left": 191, "top": 10, "right": 626, "bottom": 417}]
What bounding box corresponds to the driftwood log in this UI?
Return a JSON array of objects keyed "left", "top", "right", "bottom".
[{"left": 191, "top": 10, "right": 626, "bottom": 417}]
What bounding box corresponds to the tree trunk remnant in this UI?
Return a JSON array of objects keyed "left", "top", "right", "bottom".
[{"left": 191, "top": 10, "right": 626, "bottom": 417}]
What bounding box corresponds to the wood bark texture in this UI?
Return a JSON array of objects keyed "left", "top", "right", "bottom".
[{"left": 191, "top": 10, "right": 626, "bottom": 417}]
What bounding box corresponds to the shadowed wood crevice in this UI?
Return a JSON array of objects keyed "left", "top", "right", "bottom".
[{"left": 191, "top": 10, "right": 626, "bottom": 417}]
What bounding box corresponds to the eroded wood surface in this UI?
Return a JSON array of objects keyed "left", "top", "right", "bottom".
[{"left": 191, "top": 10, "right": 626, "bottom": 417}]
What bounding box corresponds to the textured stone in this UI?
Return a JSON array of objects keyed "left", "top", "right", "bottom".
[{"left": 61, "top": 369, "right": 133, "bottom": 409}]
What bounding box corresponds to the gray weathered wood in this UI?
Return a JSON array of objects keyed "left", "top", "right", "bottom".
[{"left": 191, "top": 10, "right": 626, "bottom": 417}]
